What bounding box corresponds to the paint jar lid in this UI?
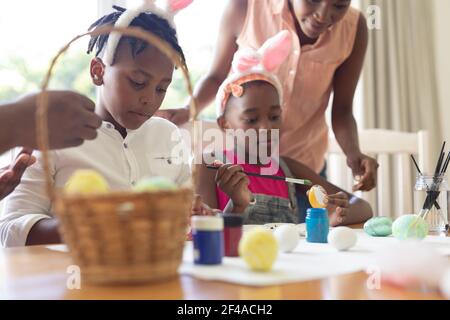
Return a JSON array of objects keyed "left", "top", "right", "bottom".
[
  {"left": 191, "top": 216, "right": 224, "bottom": 231},
  {"left": 306, "top": 208, "right": 328, "bottom": 218},
  {"left": 223, "top": 214, "right": 244, "bottom": 227}
]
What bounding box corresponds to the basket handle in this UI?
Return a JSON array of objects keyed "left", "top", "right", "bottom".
[{"left": 36, "top": 25, "right": 200, "bottom": 201}]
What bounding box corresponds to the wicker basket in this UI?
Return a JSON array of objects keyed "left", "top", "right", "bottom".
[{"left": 36, "top": 25, "right": 199, "bottom": 285}]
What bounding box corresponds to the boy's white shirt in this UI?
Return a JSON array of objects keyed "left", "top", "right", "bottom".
[{"left": 0, "top": 117, "right": 192, "bottom": 247}]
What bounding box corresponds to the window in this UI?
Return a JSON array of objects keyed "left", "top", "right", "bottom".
[
  {"left": 0, "top": 0, "right": 98, "bottom": 103},
  {"left": 0, "top": 0, "right": 98, "bottom": 167},
  {"left": 123, "top": 0, "right": 228, "bottom": 119}
]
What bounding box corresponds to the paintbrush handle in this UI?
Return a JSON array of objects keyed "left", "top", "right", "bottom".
[
  {"left": 207, "top": 165, "right": 284, "bottom": 181},
  {"left": 206, "top": 165, "right": 311, "bottom": 185},
  {"left": 245, "top": 171, "right": 285, "bottom": 181}
]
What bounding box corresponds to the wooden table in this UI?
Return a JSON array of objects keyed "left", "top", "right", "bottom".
[{"left": 0, "top": 226, "right": 447, "bottom": 300}]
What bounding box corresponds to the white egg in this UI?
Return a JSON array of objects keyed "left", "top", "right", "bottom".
[
  {"left": 327, "top": 227, "right": 357, "bottom": 251},
  {"left": 440, "top": 269, "right": 450, "bottom": 299},
  {"left": 274, "top": 224, "right": 299, "bottom": 253}
]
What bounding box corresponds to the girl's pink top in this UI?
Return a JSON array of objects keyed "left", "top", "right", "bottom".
[{"left": 216, "top": 150, "right": 289, "bottom": 211}]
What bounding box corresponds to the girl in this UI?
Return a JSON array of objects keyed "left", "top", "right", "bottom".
[
  {"left": 196, "top": 31, "right": 373, "bottom": 226},
  {"left": 0, "top": 0, "right": 194, "bottom": 247}
]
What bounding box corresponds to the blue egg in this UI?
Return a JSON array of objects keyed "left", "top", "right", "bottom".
[{"left": 364, "top": 216, "right": 393, "bottom": 237}]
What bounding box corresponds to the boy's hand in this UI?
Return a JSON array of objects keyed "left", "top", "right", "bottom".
[
  {"left": 0, "top": 148, "right": 36, "bottom": 200},
  {"left": 14, "top": 91, "right": 102, "bottom": 150},
  {"left": 213, "top": 160, "right": 251, "bottom": 212},
  {"left": 191, "top": 194, "right": 220, "bottom": 216},
  {"left": 326, "top": 191, "right": 349, "bottom": 226}
]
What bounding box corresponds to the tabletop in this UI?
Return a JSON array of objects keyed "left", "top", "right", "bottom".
[{"left": 0, "top": 225, "right": 447, "bottom": 300}]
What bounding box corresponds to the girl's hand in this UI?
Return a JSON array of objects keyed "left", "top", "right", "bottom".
[
  {"left": 213, "top": 160, "right": 251, "bottom": 212},
  {"left": 326, "top": 191, "right": 349, "bottom": 226}
]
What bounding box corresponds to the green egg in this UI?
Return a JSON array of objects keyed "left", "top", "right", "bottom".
[
  {"left": 392, "top": 214, "right": 429, "bottom": 240},
  {"left": 133, "top": 177, "right": 177, "bottom": 192},
  {"left": 364, "top": 216, "right": 393, "bottom": 237}
]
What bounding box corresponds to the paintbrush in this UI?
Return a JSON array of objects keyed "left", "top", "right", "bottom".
[
  {"left": 206, "top": 165, "right": 312, "bottom": 186},
  {"left": 422, "top": 142, "right": 448, "bottom": 211},
  {"left": 411, "top": 155, "right": 440, "bottom": 210}
]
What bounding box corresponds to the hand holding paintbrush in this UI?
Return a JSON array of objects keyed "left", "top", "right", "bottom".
[{"left": 206, "top": 164, "right": 312, "bottom": 186}]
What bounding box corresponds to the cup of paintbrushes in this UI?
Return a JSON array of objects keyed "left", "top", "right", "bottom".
[{"left": 415, "top": 142, "right": 450, "bottom": 233}]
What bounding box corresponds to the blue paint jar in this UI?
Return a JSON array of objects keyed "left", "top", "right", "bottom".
[
  {"left": 306, "top": 208, "right": 329, "bottom": 243},
  {"left": 191, "top": 216, "right": 224, "bottom": 265}
]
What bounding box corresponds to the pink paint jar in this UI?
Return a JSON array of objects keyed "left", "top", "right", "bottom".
[{"left": 223, "top": 214, "right": 243, "bottom": 257}]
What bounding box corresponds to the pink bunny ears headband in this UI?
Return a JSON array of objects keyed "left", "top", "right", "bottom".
[
  {"left": 216, "top": 30, "right": 293, "bottom": 117},
  {"left": 103, "top": 0, "right": 193, "bottom": 66}
]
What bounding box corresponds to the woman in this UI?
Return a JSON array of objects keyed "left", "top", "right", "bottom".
[{"left": 160, "top": 0, "right": 378, "bottom": 192}]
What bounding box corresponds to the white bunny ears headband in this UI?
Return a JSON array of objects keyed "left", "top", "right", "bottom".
[
  {"left": 216, "top": 30, "right": 293, "bottom": 117},
  {"left": 103, "top": 0, "right": 193, "bottom": 66}
]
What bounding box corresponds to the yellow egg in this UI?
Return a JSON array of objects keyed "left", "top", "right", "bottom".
[
  {"left": 239, "top": 228, "right": 278, "bottom": 272},
  {"left": 308, "top": 185, "right": 328, "bottom": 208},
  {"left": 65, "top": 170, "right": 109, "bottom": 195}
]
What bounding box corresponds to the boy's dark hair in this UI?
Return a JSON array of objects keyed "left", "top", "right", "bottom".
[{"left": 87, "top": 5, "right": 185, "bottom": 64}]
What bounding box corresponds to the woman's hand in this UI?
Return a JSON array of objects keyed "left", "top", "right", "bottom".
[{"left": 347, "top": 152, "right": 379, "bottom": 192}]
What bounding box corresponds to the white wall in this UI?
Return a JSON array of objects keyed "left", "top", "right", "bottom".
[{"left": 434, "top": 0, "right": 450, "bottom": 143}]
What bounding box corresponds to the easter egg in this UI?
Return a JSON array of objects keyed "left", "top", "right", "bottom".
[
  {"left": 65, "top": 170, "right": 109, "bottom": 195},
  {"left": 308, "top": 185, "right": 327, "bottom": 208},
  {"left": 133, "top": 177, "right": 177, "bottom": 192},
  {"left": 392, "top": 214, "right": 429, "bottom": 240},
  {"left": 364, "top": 216, "right": 393, "bottom": 237},
  {"left": 274, "top": 224, "right": 299, "bottom": 253},
  {"left": 327, "top": 227, "right": 357, "bottom": 251},
  {"left": 239, "top": 228, "right": 278, "bottom": 272}
]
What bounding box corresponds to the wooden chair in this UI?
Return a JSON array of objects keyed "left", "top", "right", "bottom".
[{"left": 326, "top": 130, "right": 431, "bottom": 218}]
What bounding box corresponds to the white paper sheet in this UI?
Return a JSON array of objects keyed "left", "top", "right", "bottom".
[{"left": 180, "top": 229, "right": 450, "bottom": 286}]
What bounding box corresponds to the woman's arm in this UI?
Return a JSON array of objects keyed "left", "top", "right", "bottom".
[
  {"left": 331, "top": 13, "right": 378, "bottom": 192},
  {"left": 159, "top": 0, "right": 248, "bottom": 125},
  {"left": 331, "top": 13, "right": 368, "bottom": 159},
  {"left": 283, "top": 156, "right": 373, "bottom": 225}
]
